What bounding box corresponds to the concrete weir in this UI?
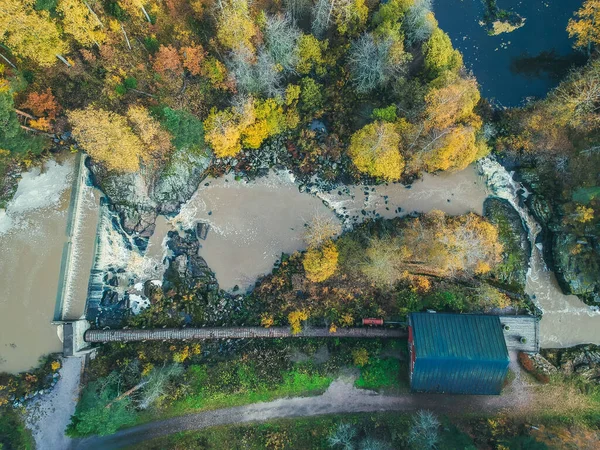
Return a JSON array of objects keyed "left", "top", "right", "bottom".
[{"left": 53, "top": 152, "right": 101, "bottom": 322}]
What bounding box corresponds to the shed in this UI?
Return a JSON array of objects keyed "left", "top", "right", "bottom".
[{"left": 408, "top": 313, "right": 509, "bottom": 395}]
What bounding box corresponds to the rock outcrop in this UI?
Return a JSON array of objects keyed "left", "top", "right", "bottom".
[{"left": 87, "top": 148, "right": 212, "bottom": 236}]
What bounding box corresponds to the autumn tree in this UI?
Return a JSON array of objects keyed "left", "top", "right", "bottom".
[
  {"left": 421, "top": 126, "right": 479, "bottom": 172},
  {"left": 567, "top": 0, "right": 600, "bottom": 55},
  {"left": 296, "top": 34, "right": 327, "bottom": 75},
  {"left": 0, "top": 87, "right": 45, "bottom": 154},
  {"left": 303, "top": 240, "right": 339, "bottom": 282},
  {"left": 118, "top": 0, "right": 152, "bottom": 23},
  {"left": 180, "top": 45, "right": 205, "bottom": 76},
  {"left": 400, "top": 211, "right": 503, "bottom": 277},
  {"left": 422, "top": 28, "right": 462, "bottom": 79},
  {"left": 288, "top": 309, "right": 309, "bottom": 334},
  {"left": 424, "top": 75, "right": 480, "bottom": 131},
  {"left": 348, "top": 33, "right": 410, "bottom": 93},
  {"left": 347, "top": 121, "right": 405, "bottom": 180},
  {"left": 0, "top": 0, "right": 68, "bottom": 67},
  {"left": 126, "top": 105, "right": 173, "bottom": 163},
  {"left": 68, "top": 106, "right": 144, "bottom": 171},
  {"left": 359, "top": 211, "right": 502, "bottom": 283},
  {"left": 153, "top": 45, "right": 184, "bottom": 76},
  {"left": 205, "top": 96, "right": 296, "bottom": 157},
  {"left": 20, "top": 88, "right": 60, "bottom": 119},
  {"left": 242, "top": 98, "right": 290, "bottom": 148},
  {"left": 57, "top": 0, "right": 106, "bottom": 48},
  {"left": 216, "top": 0, "right": 257, "bottom": 52},
  {"left": 371, "top": 0, "right": 412, "bottom": 40},
  {"left": 204, "top": 99, "right": 256, "bottom": 157}
]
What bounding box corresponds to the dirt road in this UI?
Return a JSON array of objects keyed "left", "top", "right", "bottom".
[{"left": 72, "top": 374, "right": 523, "bottom": 450}]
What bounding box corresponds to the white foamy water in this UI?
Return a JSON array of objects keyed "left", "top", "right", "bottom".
[
  {"left": 480, "top": 157, "right": 600, "bottom": 348},
  {"left": 92, "top": 203, "right": 165, "bottom": 295},
  {"left": 0, "top": 159, "right": 73, "bottom": 236},
  {"left": 314, "top": 165, "right": 488, "bottom": 227}
]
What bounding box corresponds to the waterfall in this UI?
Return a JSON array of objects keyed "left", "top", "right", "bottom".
[
  {"left": 479, "top": 157, "right": 600, "bottom": 347},
  {"left": 479, "top": 157, "right": 543, "bottom": 255},
  {"left": 85, "top": 199, "right": 166, "bottom": 319}
]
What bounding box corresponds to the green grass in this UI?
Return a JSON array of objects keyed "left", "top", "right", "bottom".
[
  {"left": 355, "top": 358, "right": 409, "bottom": 393},
  {"left": 0, "top": 407, "right": 35, "bottom": 450},
  {"left": 138, "top": 365, "right": 333, "bottom": 424}
]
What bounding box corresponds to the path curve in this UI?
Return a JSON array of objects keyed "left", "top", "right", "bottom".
[{"left": 72, "top": 376, "right": 522, "bottom": 450}]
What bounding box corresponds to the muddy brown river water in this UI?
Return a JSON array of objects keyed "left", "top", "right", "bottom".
[{"left": 1, "top": 159, "right": 598, "bottom": 374}]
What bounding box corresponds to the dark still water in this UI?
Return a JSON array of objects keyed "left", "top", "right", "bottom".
[{"left": 434, "top": 0, "right": 586, "bottom": 107}]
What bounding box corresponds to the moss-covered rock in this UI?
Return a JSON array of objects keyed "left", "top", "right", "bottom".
[
  {"left": 553, "top": 232, "right": 600, "bottom": 300},
  {"left": 484, "top": 197, "right": 530, "bottom": 293}
]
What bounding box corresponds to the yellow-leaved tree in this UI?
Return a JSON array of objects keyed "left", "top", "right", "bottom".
[
  {"left": 204, "top": 100, "right": 255, "bottom": 158},
  {"left": 347, "top": 121, "right": 405, "bottom": 181},
  {"left": 424, "top": 75, "right": 480, "bottom": 131},
  {"left": 126, "top": 105, "right": 173, "bottom": 163},
  {"left": 422, "top": 126, "right": 479, "bottom": 172},
  {"left": 360, "top": 211, "right": 503, "bottom": 284},
  {"left": 68, "top": 106, "right": 144, "bottom": 172},
  {"left": 216, "top": 0, "right": 257, "bottom": 52},
  {"left": 57, "top": 0, "right": 106, "bottom": 48},
  {"left": 205, "top": 98, "right": 296, "bottom": 158},
  {"left": 567, "top": 0, "right": 600, "bottom": 54},
  {"left": 303, "top": 240, "right": 339, "bottom": 282},
  {"left": 288, "top": 309, "right": 309, "bottom": 334},
  {"left": 0, "top": 0, "right": 68, "bottom": 67}
]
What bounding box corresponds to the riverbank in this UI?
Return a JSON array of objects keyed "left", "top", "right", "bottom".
[{"left": 26, "top": 356, "right": 83, "bottom": 450}]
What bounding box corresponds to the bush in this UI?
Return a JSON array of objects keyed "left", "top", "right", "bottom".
[{"left": 355, "top": 358, "right": 400, "bottom": 390}]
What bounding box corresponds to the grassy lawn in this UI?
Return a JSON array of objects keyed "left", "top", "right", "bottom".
[
  {"left": 132, "top": 339, "right": 409, "bottom": 427},
  {"left": 138, "top": 366, "right": 334, "bottom": 423}
]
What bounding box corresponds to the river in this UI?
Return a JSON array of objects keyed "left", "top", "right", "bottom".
[
  {"left": 434, "top": 0, "right": 585, "bottom": 106},
  {"left": 0, "top": 154, "right": 101, "bottom": 373},
  {"left": 480, "top": 158, "right": 600, "bottom": 348},
  {"left": 2, "top": 158, "right": 597, "bottom": 375}
]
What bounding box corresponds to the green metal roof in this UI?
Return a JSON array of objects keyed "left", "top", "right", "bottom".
[{"left": 410, "top": 313, "right": 509, "bottom": 362}]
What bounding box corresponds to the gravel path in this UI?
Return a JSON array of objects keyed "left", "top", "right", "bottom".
[
  {"left": 72, "top": 369, "right": 525, "bottom": 450},
  {"left": 26, "top": 357, "right": 82, "bottom": 450}
]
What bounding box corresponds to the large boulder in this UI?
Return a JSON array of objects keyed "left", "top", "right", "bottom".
[
  {"left": 553, "top": 232, "right": 600, "bottom": 299},
  {"left": 164, "top": 228, "right": 218, "bottom": 293},
  {"left": 151, "top": 147, "right": 212, "bottom": 215},
  {"left": 483, "top": 197, "right": 530, "bottom": 292}
]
